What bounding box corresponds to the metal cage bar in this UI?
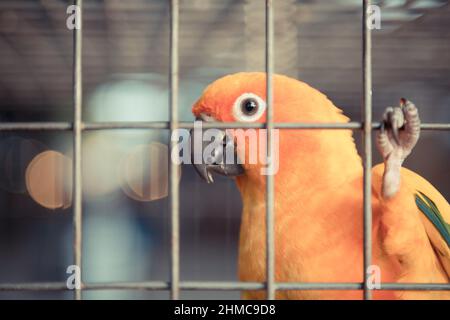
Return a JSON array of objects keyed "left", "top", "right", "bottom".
[
  {"left": 0, "top": 281, "right": 449, "bottom": 292},
  {"left": 0, "top": 122, "right": 449, "bottom": 131},
  {"left": 72, "top": 0, "right": 83, "bottom": 301},
  {"left": 265, "top": 0, "right": 276, "bottom": 301},
  {"left": 169, "top": 0, "right": 180, "bottom": 300},
  {"left": 362, "top": 0, "right": 373, "bottom": 301},
  {"left": 0, "top": 0, "right": 450, "bottom": 300}
]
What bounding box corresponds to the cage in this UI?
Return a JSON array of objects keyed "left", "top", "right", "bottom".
[{"left": 0, "top": 0, "right": 449, "bottom": 300}]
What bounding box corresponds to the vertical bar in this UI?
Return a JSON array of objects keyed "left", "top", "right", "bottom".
[
  {"left": 362, "top": 0, "right": 373, "bottom": 300},
  {"left": 169, "top": 0, "right": 180, "bottom": 300},
  {"left": 72, "top": 0, "right": 83, "bottom": 301},
  {"left": 265, "top": 0, "right": 275, "bottom": 300}
]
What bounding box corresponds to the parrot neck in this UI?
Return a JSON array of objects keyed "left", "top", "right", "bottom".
[
  {"left": 235, "top": 130, "right": 363, "bottom": 283},
  {"left": 236, "top": 129, "right": 363, "bottom": 206}
]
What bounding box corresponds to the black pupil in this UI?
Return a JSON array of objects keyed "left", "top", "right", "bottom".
[{"left": 241, "top": 98, "right": 258, "bottom": 115}]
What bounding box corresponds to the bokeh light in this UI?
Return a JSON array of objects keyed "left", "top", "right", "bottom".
[{"left": 25, "top": 150, "right": 72, "bottom": 209}]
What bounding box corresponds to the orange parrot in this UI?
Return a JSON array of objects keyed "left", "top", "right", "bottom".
[{"left": 190, "top": 72, "right": 450, "bottom": 300}]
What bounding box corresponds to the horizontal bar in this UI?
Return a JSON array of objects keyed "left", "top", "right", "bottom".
[
  {"left": 378, "top": 283, "right": 450, "bottom": 291},
  {"left": 420, "top": 123, "right": 450, "bottom": 130},
  {"left": 1, "top": 122, "right": 450, "bottom": 131},
  {"left": 84, "top": 122, "right": 169, "bottom": 130},
  {"left": 67, "top": 282, "right": 261, "bottom": 291},
  {"left": 0, "top": 122, "right": 73, "bottom": 131},
  {"left": 181, "top": 281, "right": 265, "bottom": 291},
  {"left": 277, "top": 283, "right": 363, "bottom": 290},
  {"left": 277, "top": 283, "right": 450, "bottom": 291},
  {"left": 0, "top": 282, "right": 261, "bottom": 292},
  {"left": 0, "top": 282, "right": 448, "bottom": 292},
  {"left": 0, "top": 282, "right": 69, "bottom": 291},
  {"left": 86, "top": 281, "right": 169, "bottom": 291}
]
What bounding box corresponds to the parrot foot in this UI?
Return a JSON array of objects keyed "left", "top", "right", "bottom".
[{"left": 376, "top": 99, "right": 421, "bottom": 198}]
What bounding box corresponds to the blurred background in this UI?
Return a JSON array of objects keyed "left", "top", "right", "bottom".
[{"left": 0, "top": 0, "right": 449, "bottom": 299}]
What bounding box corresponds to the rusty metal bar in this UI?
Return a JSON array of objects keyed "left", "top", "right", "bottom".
[
  {"left": 265, "top": 0, "right": 276, "bottom": 301},
  {"left": 1, "top": 122, "right": 449, "bottom": 131},
  {"left": 169, "top": 0, "right": 180, "bottom": 301},
  {"left": 362, "top": 0, "right": 373, "bottom": 301},
  {"left": 0, "top": 122, "right": 74, "bottom": 131},
  {"left": 0, "top": 281, "right": 449, "bottom": 291},
  {"left": 72, "top": 0, "right": 83, "bottom": 301}
]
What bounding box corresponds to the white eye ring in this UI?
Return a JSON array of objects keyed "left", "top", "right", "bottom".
[{"left": 232, "top": 93, "right": 266, "bottom": 122}]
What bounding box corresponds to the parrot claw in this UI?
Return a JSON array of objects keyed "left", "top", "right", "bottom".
[{"left": 376, "top": 99, "right": 421, "bottom": 198}]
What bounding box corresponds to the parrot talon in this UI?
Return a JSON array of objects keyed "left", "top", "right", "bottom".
[
  {"left": 377, "top": 99, "right": 421, "bottom": 198},
  {"left": 400, "top": 97, "right": 407, "bottom": 107},
  {"left": 389, "top": 117, "right": 401, "bottom": 146}
]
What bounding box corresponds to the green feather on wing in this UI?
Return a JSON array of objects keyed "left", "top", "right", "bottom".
[{"left": 415, "top": 191, "right": 450, "bottom": 248}]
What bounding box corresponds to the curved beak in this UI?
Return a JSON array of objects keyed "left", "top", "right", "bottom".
[{"left": 190, "top": 121, "right": 244, "bottom": 183}]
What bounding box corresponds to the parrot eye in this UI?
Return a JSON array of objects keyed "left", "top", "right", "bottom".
[
  {"left": 232, "top": 93, "right": 266, "bottom": 122},
  {"left": 241, "top": 98, "right": 258, "bottom": 116}
]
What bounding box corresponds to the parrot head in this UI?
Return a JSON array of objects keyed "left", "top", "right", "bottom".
[{"left": 190, "top": 72, "right": 360, "bottom": 189}]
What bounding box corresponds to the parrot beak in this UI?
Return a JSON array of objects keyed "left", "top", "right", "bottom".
[{"left": 190, "top": 120, "right": 244, "bottom": 183}]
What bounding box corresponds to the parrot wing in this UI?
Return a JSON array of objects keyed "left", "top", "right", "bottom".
[
  {"left": 397, "top": 167, "right": 450, "bottom": 279},
  {"left": 373, "top": 164, "right": 450, "bottom": 279},
  {"left": 415, "top": 191, "right": 450, "bottom": 278}
]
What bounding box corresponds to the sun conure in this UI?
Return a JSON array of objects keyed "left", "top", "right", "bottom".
[{"left": 191, "top": 72, "right": 450, "bottom": 300}]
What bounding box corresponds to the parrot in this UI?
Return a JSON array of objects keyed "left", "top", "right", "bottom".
[{"left": 189, "top": 72, "right": 450, "bottom": 300}]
